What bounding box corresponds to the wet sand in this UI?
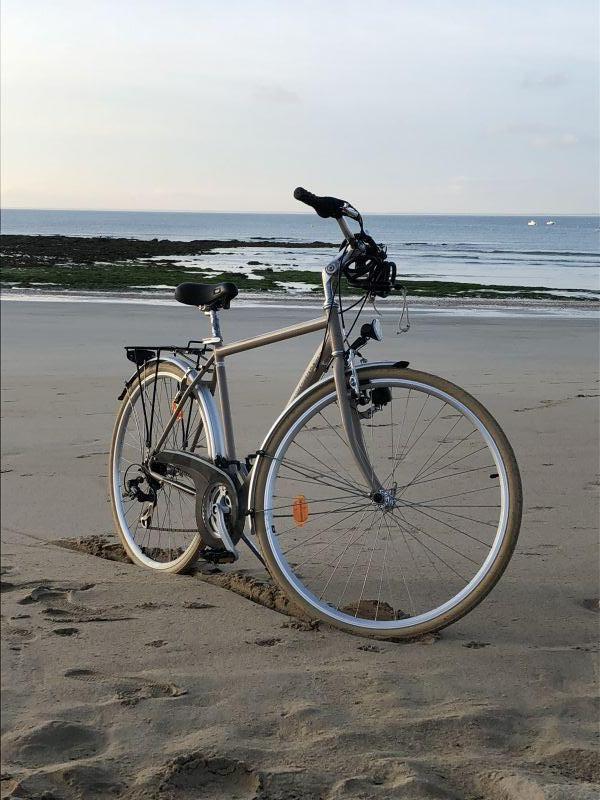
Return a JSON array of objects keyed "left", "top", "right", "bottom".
[{"left": 1, "top": 299, "right": 599, "bottom": 798}]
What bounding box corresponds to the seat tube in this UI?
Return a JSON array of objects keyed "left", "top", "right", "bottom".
[
  {"left": 203, "top": 309, "right": 234, "bottom": 460},
  {"left": 214, "top": 354, "right": 235, "bottom": 460}
]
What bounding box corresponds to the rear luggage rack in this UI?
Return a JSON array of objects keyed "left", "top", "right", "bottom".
[
  {"left": 125, "top": 340, "right": 211, "bottom": 367},
  {"left": 118, "top": 343, "right": 215, "bottom": 422}
]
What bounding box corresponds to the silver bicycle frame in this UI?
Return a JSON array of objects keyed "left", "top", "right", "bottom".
[{"left": 152, "top": 215, "right": 381, "bottom": 494}]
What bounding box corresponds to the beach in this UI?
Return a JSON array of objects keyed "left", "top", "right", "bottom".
[{"left": 1, "top": 297, "right": 598, "bottom": 799}]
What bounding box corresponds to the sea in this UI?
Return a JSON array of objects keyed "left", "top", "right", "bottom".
[{"left": 1, "top": 209, "right": 599, "bottom": 295}]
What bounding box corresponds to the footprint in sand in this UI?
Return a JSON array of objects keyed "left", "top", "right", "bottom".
[
  {"left": 476, "top": 757, "right": 600, "bottom": 800},
  {"left": 538, "top": 746, "right": 600, "bottom": 783},
  {"left": 18, "top": 582, "right": 94, "bottom": 604},
  {"left": 53, "top": 627, "right": 79, "bottom": 636},
  {"left": 327, "top": 761, "right": 459, "bottom": 799},
  {"left": 373, "top": 705, "right": 535, "bottom": 757},
  {"left": 3, "top": 618, "right": 36, "bottom": 651},
  {"left": 278, "top": 703, "right": 335, "bottom": 742},
  {"left": 64, "top": 667, "right": 187, "bottom": 706},
  {"left": 2, "top": 720, "right": 107, "bottom": 769},
  {"left": 17, "top": 581, "right": 134, "bottom": 624},
  {"left": 4, "top": 761, "right": 125, "bottom": 800},
  {"left": 154, "top": 752, "right": 259, "bottom": 800}
]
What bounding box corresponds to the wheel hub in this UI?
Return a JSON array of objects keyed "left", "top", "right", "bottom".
[{"left": 371, "top": 486, "right": 397, "bottom": 509}]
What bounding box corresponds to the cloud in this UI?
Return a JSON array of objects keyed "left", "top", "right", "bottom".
[
  {"left": 492, "top": 124, "right": 582, "bottom": 148},
  {"left": 520, "top": 72, "right": 569, "bottom": 90},
  {"left": 253, "top": 84, "right": 300, "bottom": 105},
  {"left": 530, "top": 132, "right": 579, "bottom": 148},
  {"left": 492, "top": 123, "right": 552, "bottom": 136}
]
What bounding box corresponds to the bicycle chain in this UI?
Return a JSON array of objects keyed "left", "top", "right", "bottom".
[{"left": 146, "top": 526, "right": 199, "bottom": 533}]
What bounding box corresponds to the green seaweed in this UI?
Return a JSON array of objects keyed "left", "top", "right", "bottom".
[{"left": 1, "top": 235, "right": 597, "bottom": 302}]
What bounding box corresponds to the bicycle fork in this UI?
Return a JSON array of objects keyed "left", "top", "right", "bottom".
[{"left": 327, "top": 299, "right": 385, "bottom": 501}]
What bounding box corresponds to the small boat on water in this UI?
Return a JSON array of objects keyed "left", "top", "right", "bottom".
[
  {"left": 546, "top": 220, "right": 556, "bottom": 225},
  {"left": 527, "top": 220, "right": 537, "bottom": 226}
]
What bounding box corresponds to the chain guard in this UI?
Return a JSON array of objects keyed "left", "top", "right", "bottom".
[{"left": 152, "top": 449, "right": 242, "bottom": 551}]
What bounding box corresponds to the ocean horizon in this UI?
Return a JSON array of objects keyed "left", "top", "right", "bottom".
[{"left": 1, "top": 207, "right": 598, "bottom": 241}]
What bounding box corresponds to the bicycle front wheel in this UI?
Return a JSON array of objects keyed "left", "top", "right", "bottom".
[{"left": 252, "top": 365, "right": 522, "bottom": 639}]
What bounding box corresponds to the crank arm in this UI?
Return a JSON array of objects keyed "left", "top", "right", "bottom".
[{"left": 211, "top": 499, "right": 238, "bottom": 557}]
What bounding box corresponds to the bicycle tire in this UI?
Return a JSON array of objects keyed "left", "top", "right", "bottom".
[
  {"left": 109, "top": 362, "right": 212, "bottom": 572},
  {"left": 251, "top": 364, "right": 522, "bottom": 639}
]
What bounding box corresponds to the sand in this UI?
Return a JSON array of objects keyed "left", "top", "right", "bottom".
[{"left": 1, "top": 298, "right": 599, "bottom": 799}]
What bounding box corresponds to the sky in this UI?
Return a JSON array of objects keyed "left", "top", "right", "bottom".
[{"left": 1, "top": 1, "right": 598, "bottom": 214}]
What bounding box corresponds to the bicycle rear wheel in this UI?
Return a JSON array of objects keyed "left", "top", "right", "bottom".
[
  {"left": 252, "top": 365, "right": 522, "bottom": 639},
  {"left": 109, "top": 362, "right": 214, "bottom": 572}
]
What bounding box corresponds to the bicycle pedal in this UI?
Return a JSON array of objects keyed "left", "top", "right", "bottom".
[{"left": 201, "top": 548, "right": 237, "bottom": 564}]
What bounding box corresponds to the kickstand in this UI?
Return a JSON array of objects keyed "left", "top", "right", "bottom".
[{"left": 240, "top": 533, "right": 266, "bottom": 567}]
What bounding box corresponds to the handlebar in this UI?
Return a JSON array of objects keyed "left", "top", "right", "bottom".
[
  {"left": 293, "top": 187, "right": 396, "bottom": 297},
  {"left": 293, "top": 187, "right": 359, "bottom": 220}
]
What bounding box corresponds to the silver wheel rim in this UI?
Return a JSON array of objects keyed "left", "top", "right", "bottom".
[
  {"left": 112, "top": 369, "right": 213, "bottom": 570},
  {"left": 262, "top": 377, "right": 510, "bottom": 631}
]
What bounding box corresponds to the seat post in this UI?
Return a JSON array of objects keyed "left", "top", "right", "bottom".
[{"left": 204, "top": 309, "right": 223, "bottom": 344}]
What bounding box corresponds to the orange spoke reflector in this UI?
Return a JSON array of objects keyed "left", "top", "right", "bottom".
[
  {"left": 293, "top": 495, "right": 309, "bottom": 527},
  {"left": 172, "top": 401, "right": 184, "bottom": 421}
]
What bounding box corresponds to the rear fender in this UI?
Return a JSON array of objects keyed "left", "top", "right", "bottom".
[{"left": 118, "top": 355, "right": 225, "bottom": 459}]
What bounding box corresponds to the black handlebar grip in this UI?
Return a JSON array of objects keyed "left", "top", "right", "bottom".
[
  {"left": 293, "top": 187, "right": 317, "bottom": 206},
  {"left": 292, "top": 187, "right": 346, "bottom": 219}
]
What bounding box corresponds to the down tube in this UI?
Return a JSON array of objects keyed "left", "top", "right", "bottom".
[{"left": 288, "top": 335, "right": 332, "bottom": 404}]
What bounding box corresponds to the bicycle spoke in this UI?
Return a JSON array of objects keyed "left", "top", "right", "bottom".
[
  {"left": 401, "top": 462, "right": 497, "bottom": 490},
  {"left": 258, "top": 373, "right": 515, "bottom": 632},
  {"left": 390, "top": 508, "right": 477, "bottom": 571},
  {"left": 355, "top": 514, "right": 386, "bottom": 616},
  {"left": 316, "top": 506, "right": 379, "bottom": 596}
]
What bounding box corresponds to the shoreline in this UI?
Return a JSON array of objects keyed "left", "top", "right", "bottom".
[{"left": 1, "top": 287, "right": 598, "bottom": 317}]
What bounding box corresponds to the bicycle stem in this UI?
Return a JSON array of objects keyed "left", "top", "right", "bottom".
[{"left": 336, "top": 214, "right": 357, "bottom": 246}]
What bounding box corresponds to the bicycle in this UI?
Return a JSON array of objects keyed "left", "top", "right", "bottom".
[{"left": 109, "top": 188, "right": 522, "bottom": 640}]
